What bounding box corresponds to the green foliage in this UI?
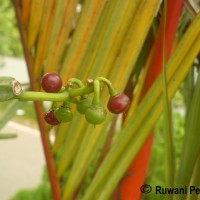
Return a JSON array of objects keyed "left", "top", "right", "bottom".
[
  {"left": 0, "top": 1, "right": 22, "bottom": 56},
  {"left": 10, "top": 167, "right": 52, "bottom": 200},
  {"left": 142, "top": 110, "right": 185, "bottom": 200}
]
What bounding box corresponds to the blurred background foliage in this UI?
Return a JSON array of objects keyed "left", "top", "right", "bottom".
[{"left": 0, "top": 1, "right": 22, "bottom": 56}]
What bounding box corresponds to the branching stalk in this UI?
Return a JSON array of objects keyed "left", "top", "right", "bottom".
[{"left": 14, "top": 84, "right": 94, "bottom": 102}]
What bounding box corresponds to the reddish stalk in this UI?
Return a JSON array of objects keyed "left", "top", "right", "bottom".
[
  {"left": 119, "top": 0, "right": 184, "bottom": 199},
  {"left": 13, "top": 1, "right": 61, "bottom": 200}
]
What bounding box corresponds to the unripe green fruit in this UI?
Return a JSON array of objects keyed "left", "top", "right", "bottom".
[
  {"left": 77, "top": 97, "right": 92, "bottom": 114},
  {"left": 54, "top": 106, "right": 73, "bottom": 122},
  {"left": 85, "top": 106, "right": 106, "bottom": 125}
]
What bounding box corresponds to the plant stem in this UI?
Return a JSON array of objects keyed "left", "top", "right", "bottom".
[
  {"left": 68, "top": 78, "right": 84, "bottom": 88},
  {"left": 14, "top": 84, "right": 94, "bottom": 102},
  {"left": 96, "top": 77, "right": 117, "bottom": 96},
  {"left": 15, "top": 91, "right": 69, "bottom": 102},
  {"left": 92, "top": 80, "right": 100, "bottom": 106},
  {"left": 69, "top": 85, "right": 94, "bottom": 98}
]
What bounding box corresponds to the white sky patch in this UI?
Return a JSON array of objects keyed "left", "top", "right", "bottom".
[{"left": 16, "top": 109, "right": 25, "bottom": 116}]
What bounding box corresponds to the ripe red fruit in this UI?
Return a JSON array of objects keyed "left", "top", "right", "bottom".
[
  {"left": 41, "top": 72, "right": 62, "bottom": 93},
  {"left": 44, "top": 110, "right": 60, "bottom": 125},
  {"left": 107, "top": 93, "right": 130, "bottom": 114}
]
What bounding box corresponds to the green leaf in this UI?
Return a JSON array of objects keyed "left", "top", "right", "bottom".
[{"left": 162, "top": 0, "right": 175, "bottom": 190}]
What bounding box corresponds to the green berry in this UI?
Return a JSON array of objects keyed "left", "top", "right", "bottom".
[
  {"left": 77, "top": 97, "right": 92, "bottom": 114},
  {"left": 85, "top": 106, "right": 106, "bottom": 125},
  {"left": 54, "top": 106, "right": 73, "bottom": 122}
]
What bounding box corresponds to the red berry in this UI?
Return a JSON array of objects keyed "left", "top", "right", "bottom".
[
  {"left": 41, "top": 72, "right": 62, "bottom": 93},
  {"left": 107, "top": 93, "right": 130, "bottom": 114},
  {"left": 44, "top": 110, "right": 60, "bottom": 125}
]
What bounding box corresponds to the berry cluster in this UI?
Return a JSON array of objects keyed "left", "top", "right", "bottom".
[{"left": 41, "top": 72, "right": 130, "bottom": 126}]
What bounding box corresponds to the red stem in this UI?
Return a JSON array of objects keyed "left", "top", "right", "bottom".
[
  {"left": 13, "top": 1, "right": 61, "bottom": 200},
  {"left": 119, "top": 1, "right": 184, "bottom": 199}
]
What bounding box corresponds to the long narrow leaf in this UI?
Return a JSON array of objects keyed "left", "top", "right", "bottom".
[
  {"left": 108, "top": 0, "right": 160, "bottom": 91},
  {"left": 175, "top": 54, "right": 200, "bottom": 199},
  {"left": 60, "top": 0, "right": 108, "bottom": 83},
  {"left": 27, "top": 0, "right": 44, "bottom": 50},
  {"left": 45, "top": 0, "right": 79, "bottom": 73},
  {"left": 161, "top": 0, "right": 175, "bottom": 190},
  {"left": 33, "top": 0, "right": 55, "bottom": 76}
]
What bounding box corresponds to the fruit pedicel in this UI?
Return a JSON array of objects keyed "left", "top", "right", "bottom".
[{"left": 0, "top": 73, "right": 130, "bottom": 126}]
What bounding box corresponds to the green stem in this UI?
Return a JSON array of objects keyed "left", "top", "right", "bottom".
[
  {"left": 15, "top": 91, "right": 69, "bottom": 102},
  {"left": 14, "top": 84, "right": 94, "bottom": 102},
  {"left": 92, "top": 80, "right": 100, "bottom": 106},
  {"left": 69, "top": 84, "right": 94, "bottom": 97},
  {"left": 68, "top": 78, "right": 84, "bottom": 88},
  {"left": 96, "top": 77, "right": 117, "bottom": 96}
]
